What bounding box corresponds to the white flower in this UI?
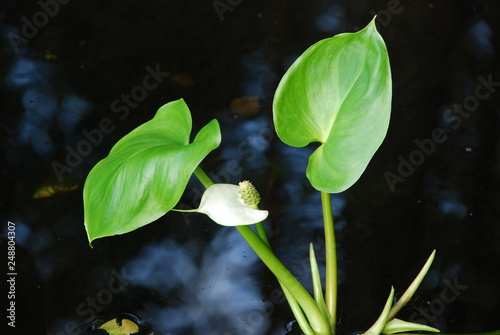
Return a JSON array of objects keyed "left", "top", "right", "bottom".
[{"left": 196, "top": 183, "right": 268, "bottom": 226}]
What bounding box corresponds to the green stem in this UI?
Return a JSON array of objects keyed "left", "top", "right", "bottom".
[
  {"left": 194, "top": 166, "right": 214, "bottom": 188},
  {"left": 321, "top": 191, "right": 337, "bottom": 331},
  {"left": 255, "top": 222, "right": 270, "bottom": 246},
  {"left": 255, "top": 222, "right": 317, "bottom": 335},
  {"left": 282, "top": 286, "right": 316, "bottom": 335},
  {"left": 235, "top": 225, "right": 331, "bottom": 335},
  {"left": 193, "top": 166, "right": 331, "bottom": 335}
]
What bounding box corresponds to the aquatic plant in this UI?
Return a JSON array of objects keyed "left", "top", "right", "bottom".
[{"left": 82, "top": 18, "right": 482, "bottom": 335}]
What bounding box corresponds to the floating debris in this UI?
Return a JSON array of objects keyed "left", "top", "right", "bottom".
[
  {"left": 170, "top": 73, "right": 194, "bottom": 87},
  {"left": 33, "top": 184, "right": 79, "bottom": 199},
  {"left": 86, "top": 313, "right": 153, "bottom": 335},
  {"left": 230, "top": 96, "right": 260, "bottom": 117}
]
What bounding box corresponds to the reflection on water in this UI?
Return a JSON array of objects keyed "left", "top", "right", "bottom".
[
  {"left": 469, "top": 20, "right": 493, "bottom": 59},
  {"left": 423, "top": 173, "right": 468, "bottom": 218},
  {"left": 6, "top": 58, "right": 50, "bottom": 87},
  {"left": 314, "top": 5, "right": 345, "bottom": 33},
  {"left": 3, "top": 38, "right": 92, "bottom": 159},
  {"left": 241, "top": 50, "right": 277, "bottom": 99},
  {"left": 19, "top": 88, "right": 58, "bottom": 155},
  {"left": 126, "top": 228, "right": 270, "bottom": 335}
]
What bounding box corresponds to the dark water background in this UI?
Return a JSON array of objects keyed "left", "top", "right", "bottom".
[{"left": 1, "top": 1, "right": 500, "bottom": 335}]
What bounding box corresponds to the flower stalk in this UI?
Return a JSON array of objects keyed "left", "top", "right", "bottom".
[
  {"left": 321, "top": 191, "right": 337, "bottom": 331},
  {"left": 193, "top": 167, "right": 332, "bottom": 335}
]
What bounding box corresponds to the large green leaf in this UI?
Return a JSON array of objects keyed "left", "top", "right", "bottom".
[
  {"left": 83, "top": 98, "right": 221, "bottom": 244},
  {"left": 273, "top": 18, "right": 392, "bottom": 193}
]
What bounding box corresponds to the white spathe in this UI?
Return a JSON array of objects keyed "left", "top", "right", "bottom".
[{"left": 197, "top": 184, "right": 268, "bottom": 226}]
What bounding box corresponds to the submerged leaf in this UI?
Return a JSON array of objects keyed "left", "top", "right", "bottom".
[
  {"left": 273, "top": 17, "right": 392, "bottom": 193},
  {"left": 33, "top": 183, "right": 79, "bottom": 199},
  {"left": 83, "top": 99, "right": 221, "bottom": 244}
]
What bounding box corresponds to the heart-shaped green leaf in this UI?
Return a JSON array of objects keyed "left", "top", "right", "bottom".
[
  {"left": 83, "top": 98, "right": 221, "bottom": 244},
  {"left": 273, "top": 18, "right": 392, "bottom": 193}
]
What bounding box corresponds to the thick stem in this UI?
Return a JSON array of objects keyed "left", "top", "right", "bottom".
[
  {"left": 321, "top": 191, "right": 337, "bottom": 332},
  {"left": 256, "top": 222, "right": 318, "bottom": 335},
  {"left": 193, "top": 166, "right": 331, "bottom": 334},
  {"left": 194, "top": 167, "right": 214, "bottom": 188},
  {"left": 236, "top": 225, "right": 331, "bottom": 335}
]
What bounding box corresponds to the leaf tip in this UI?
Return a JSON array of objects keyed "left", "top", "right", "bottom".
[
  {"left": 87, "top": 234, "right": 95, "bottom": 248},
  {"left": 84, "top": 220, "right": 97, "bottom": 248},
  {"left": 363, "top": 16, "right": 380, "bottom": 34}
]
